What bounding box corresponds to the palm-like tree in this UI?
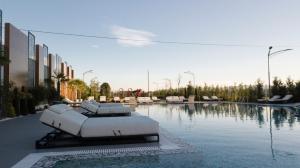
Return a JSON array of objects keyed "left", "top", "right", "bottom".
[
  {"left": 52, "top": 72, "right": 68, "bottom": 99},
  {"left": 68, "top": 79, "right": 88, "bottom": 99}
]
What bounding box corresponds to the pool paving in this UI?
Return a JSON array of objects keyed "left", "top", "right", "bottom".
[{"left": 0, "top": 112, "right": 196, "bottom": 168}]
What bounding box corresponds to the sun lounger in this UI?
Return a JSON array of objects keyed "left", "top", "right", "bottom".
[
  {"left": 124, "top": 97, "right": 137, "bottom": 104},
  {"left": 151, "top": 96, "right": 160, "bottom": 102},
  {"left": 257, "top": 95, "right": 280, "bottom": 103},
  {"left": 99, "top": 96, "right": 106, "bottom": 103},
  {"left": 166, "top": 96, "right": 183, "bottom": 103},
  {"left": 179, "top": 96, "right": 187, "bottom": 102},
  {"left": 113, "top": 97, "right": 121, "bottom": 103},
  {"left": 36, "top": 108, "right": 159, "bottom": 148},
  {"left": 62, "top": 98, "right": 81, "bottom": 106},
  {"left": 269, "top": 95, "right": 293, "bottom": 103},
  {"left": 80, "top": 101, "right": 132, "bottom": 116},
  {"left": 211, "top": 96, "right": 222, "bottom": 101},
  {"left": 137, "top": 97, "right": 153, "bottom": 104},
  {"left": 202, "top": 96, "right": 212, "bottom": 101}
]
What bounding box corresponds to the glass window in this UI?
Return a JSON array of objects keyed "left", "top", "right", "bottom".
[
  {"left": 28, "top": 32, "right": 36, "bottom": 87},
  {"left": 43, "top": 45, "right": 48, "bottom": 66},
  {"left": 28, "top": 32, "right": 35, "bottom": 60}
]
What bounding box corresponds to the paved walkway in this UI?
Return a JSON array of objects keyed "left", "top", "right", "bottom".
[{"left": 0, "top": 113, "right": 51, "bottom": 168}]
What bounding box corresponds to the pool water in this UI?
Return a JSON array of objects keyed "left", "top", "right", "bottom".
[{"left": 54, "top": 103, "right": 300, "bottom": 168}]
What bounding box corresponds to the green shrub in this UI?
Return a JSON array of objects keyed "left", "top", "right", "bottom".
[{"left": 5, "top": 103, "right": 16, "bottom": 118}]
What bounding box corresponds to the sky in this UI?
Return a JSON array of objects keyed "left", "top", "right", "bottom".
[{"left": 1, "top": 0, "right": 300, "bottom": 91}]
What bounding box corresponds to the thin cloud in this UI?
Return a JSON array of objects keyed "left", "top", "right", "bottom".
[
  {"left": 91, "top": 44, "right": 99, "bottom": 48},
  {"left": 111, "top": 25, "right": 156, "bottom": 47}
]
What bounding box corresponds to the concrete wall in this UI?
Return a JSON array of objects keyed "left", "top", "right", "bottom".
[{"left": 4, "top": 23, "right": 29, "bottom": 88}]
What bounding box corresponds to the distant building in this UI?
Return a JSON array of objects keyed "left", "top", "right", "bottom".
[{"left": 3, "top": 22, "right": 76, "bottom": 100}]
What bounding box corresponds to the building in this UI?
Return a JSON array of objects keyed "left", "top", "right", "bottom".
[
  {"left": 0, "top": 9, "right": 3, "bottom": 86},
  {"left": 4, "top": 23, "right": 29, "bottom": 88},
  {"left": 3, "top": 22, "right": 76, "bottom": 100}
]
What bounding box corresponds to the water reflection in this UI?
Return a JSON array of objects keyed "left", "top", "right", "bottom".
[
  {"left": 137, "top": 103, "right": 300, "bottom": 167},
  {"left": 165, "top": 103, "right": 299, "bottom": 129}
]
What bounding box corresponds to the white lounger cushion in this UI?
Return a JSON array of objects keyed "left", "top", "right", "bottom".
[
  {"left": 40, "top": 109, "right": 88, "bottom": 136},
  {"left": 137, "top": 97, "right": 153, "bottom": 103},
  {"left": 97, "top": 106, "right": 131, "bottom": 114},
  {"left": 81, "top": 116, "right": 159, "bottom": 138},
  {"left": 166, "top": 96, "right": 182, "bottom": 102},
  {"left": 81, "top": 101, "right": 131, "bottom": 114},
  {"left": 48, "top": 104, "right": 73, "bottom": 114}
]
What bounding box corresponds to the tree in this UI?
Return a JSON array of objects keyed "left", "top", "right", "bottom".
[
  {"left": 52, "top": 72, "right": 68, "bottom": 100},
  {"left": 0, "top": 47, "right": 10, "bottom": 65},
  {"left": 68, "top": 79, "right": 89, "bottom": 99},
  {"left": 255, "top": 79, "right": 264, "bottom": 99},
  {"left": 271, "top": 77, "right": 287, "bottom": 96},
  {"left": 100, "top": 82, "right": 111, "bottom": 97},
  {"left": 295, "top": 81, "right": 300, "bottom": 102},
  {"left": 90, "top": 79, "right": 100, "bottom": 99},
  {"left": 286, "top": 77, "right": 295, "bottom": 94},
  {"left": 0, "top": 56, "right": 10, "bottom": 65},
  {"left": 177, "top": 74, "right": 182, "bottom": 93},
  {"left": 186, "top": 81, "right": 194, "bottom": 96}
]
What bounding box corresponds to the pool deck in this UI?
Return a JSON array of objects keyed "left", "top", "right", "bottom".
[{"left": 0, "top": 112, "right": 191, "bottom": 168}]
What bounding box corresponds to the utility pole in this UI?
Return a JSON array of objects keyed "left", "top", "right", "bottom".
[{"left": 147, "top": 70, "right": 150, "bottom": 97}]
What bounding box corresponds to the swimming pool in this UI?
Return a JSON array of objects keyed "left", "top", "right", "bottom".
[{"left": 54, "top": 103, "right": 300, "bottom": 168}]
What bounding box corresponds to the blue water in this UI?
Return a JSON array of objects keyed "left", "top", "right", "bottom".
[{"left": 54, "top": 103, "right": 300, "bottom": 168}]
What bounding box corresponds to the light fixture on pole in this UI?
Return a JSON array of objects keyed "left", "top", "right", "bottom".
[
  {"left": 90, "top": 77, "right": 98, "bottom": 82},
  {"left": 184, "top": 71, "right": 195, "bottom": 87},
  {"left": 82, "top": 70, "right": 93, "bottom": 83},
  {"left": 267, "top": 46, "right": 292, "bottom": 98}
]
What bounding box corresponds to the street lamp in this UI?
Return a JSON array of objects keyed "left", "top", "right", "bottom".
[
  {"left": 267, "top": 46, "right": 292, "bottom": 97},
  {"left": 184, "top": 71, "right": 195, "bottom": 87},
  {"left": 90, "top": 77, "right": 98, "bottom": 82},
  {"left": 82, "top": 70, "right": 93, "bottom": 82}
]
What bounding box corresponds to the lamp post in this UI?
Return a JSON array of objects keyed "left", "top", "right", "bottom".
[
  {"left": 267, "top": 46, "right": 292, "bottom": 97},
  {"left": 184, "top": 71, "right": 195, "bottom": 87},
  {"left": 82, "top": 70, "right": 93, "bottom": 83}
]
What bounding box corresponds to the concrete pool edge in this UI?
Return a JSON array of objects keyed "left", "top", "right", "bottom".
[{"left": 12, "top": 128, "right": 197, "bottom": 168}]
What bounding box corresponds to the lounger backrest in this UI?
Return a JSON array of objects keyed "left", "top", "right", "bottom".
[
  {"left": 48, "top": 104, "right": 73, "bottom": 114},
  {"left": 100, "top": 96, "right": 106, "bottom": 102},
  {"left": 114, "top": 97, "right": 120, "bottom": 101},
  {"left": 152, "top": 96, "right": 158, "bottom": 100},
  {"left": 40, "top": 109, "right": 88, "bottom": 136},
  {"left": 270, "top": 95, "right": 281, "bottom": 101},
  {"left": 203, "top": 96, "right": 209, "bottom": 100},
  {"left": 166, "top": 96, "right": 180, "bottom": 101},
  {"left": 282, "top": 94, "right": 293, "bottom": 101},
  {"left": 63, "top": 98, "right": 74, "bottom": 103},
  {"left": 82, "top": 101, "right": 99, "bottom": 112},
  {"left": 137, "top": 97, "right": 152, "bottom": 103},
  {"left": 99, "top": 103, "right": 123, "bottom": 107},
  {"left": 211, "top": 96, "right": 218, "bottom": 99}
]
